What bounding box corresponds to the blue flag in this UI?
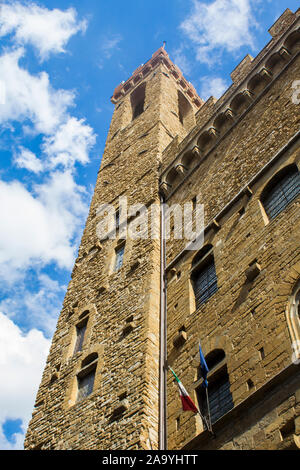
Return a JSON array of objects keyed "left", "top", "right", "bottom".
[{"left": 199, "top": 343, "right": 209, "bottom": 387}]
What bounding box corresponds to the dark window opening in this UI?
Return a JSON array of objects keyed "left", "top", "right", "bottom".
[
  {"left": 192, "top": 244, "right": 213, "bottom": 267},
  {"left": 77, "top": 369, "right": 95, "bottom": 402},
  {"left": 131, "top": 83, "right": 146, "bottom": 121},
  {"left": 178, "top": 90, "right": 193, "bottom": 130},
  {"left": 262, "top": 165, "right": 300, "bottom": 220},
  {"left": 81, "top": 352, "right": 98, "bottom": 368},
  {"left": 205, "top": 349, "right": 225, "bottom": 371},
  {"left": 133, "top": 100, "right": 144, "bottom": 119},
  {"left": 259, "top": 347, "right": 265, "bottom": 360},
  {"left": 114, "top": 243, "right": 125, "bottom": 271},
  {"left": 115, "top": 209, "right": 120, "bottom": 229},
  {"left": 247, "top": 378, "right": 254, "bottom": 390},
  {"left": 192, "top": 257, "right": 218, "bottom": 308},
  {"left": 197, "top": 368, "right": 233, "bottom": 425},
  {"left": 74, "top": 317, "right": 88, "bottom": 354}
]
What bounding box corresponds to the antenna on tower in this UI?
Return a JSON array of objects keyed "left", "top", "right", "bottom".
[{"left": 162, "top": 41, "right": 166, "bottom": 49}]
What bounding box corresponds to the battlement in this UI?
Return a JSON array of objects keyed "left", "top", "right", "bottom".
[
  {"left": 111, "top": 47, "right": 204, "bottom": 108},
  {"left": 159, "top": 8, "right": 300, "bottom": 183}
]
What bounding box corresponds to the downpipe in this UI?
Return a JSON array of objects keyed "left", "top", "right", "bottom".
[{"left": 159, "top": 194, "right": 167, "bottom": 450}]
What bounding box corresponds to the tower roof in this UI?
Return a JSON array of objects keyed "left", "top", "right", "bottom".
[{"left": 111, "top": 47, "right": 203, "bottom": 108}]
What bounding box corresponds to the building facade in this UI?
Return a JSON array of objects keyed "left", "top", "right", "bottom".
[{"left": 25, "top": 8, "right": 300, "bottom": 450}]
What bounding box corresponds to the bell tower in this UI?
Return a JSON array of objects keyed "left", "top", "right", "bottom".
[{"left": 24, "top": 47, "right": 202, "bottom": 451}]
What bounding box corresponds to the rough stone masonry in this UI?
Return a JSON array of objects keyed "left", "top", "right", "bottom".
[{"left": 25, "top": 8, "right": 300, "bottom": 450}]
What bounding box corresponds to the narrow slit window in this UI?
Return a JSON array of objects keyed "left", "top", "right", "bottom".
[
  {"left": 114, "top": 244, "right": 125, "bottom": 272},
  {"left": 73, "top": 318, "right": 88, "bottom": 354},
  {"left": 131, "top": 83, "right": 146, "bottom": 121}
]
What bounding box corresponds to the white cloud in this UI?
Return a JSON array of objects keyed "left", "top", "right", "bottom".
[
  {"left": 102, "top": 35, "right": 122, "bottom": 59},
  {"left": 199, "top": 76, "right": 229, "bottom": 100},
  {"left": 42, "top": 117, "right": 96, "bottom": 169},
  {"left": 0, "top": 47, "right": 74, "bottom": 135},
  {"left": 0, "top": 47, "right": 96, "bottom": 169},
  {"left": 0, "top": 1, "right": 87, "bottom": 60},
  {"left": 14, "top": 147, "right": 43, "bottom": 173},
  {"left": 0, "top": 171, "right": 88, "bottom": 282},
  {"left": 180, "top": 0, "right": 257, "bottom": 65},
  {"left": 97, "top": 34, "right": 122, "bottom": 69},
  {"left": 173, "top": 45, "right": 192, "bottom": 76},
  {"left": 0, "top": 312, "right": 50, "bottom": 449},
  {"left": 0, "top": 273, "right": 64, "bottom": 336}
]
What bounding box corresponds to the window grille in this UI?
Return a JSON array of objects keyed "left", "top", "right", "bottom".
[
  {"left": 193, "top": 259, "right": 218, "bottom": 307},
  {"left": 263, "top": 166, "right": 300, "bottom": 220},
  {"left": 197, "top": 369, "right": 233, "bottom": 425}
]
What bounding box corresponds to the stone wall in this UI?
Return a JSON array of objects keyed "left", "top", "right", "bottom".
[
  {"left": 163, "top": 9, "right": 300, "bottom": 451},
  {"left": 24, "top": 8, "right": 300, "bottom": 451}
]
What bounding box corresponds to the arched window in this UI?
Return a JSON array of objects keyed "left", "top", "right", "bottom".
[
  {"left": 191, "top": 245, "right": 218, "bottom": 308},
  {"left": 76, "top": 353, "right": 98, "bottom": 403},
  {"left": 261, "top": 165, "right": 300, "bottom": 220},
  {"left": 196, "top": 349, "right": 233, "bottom": 425},
  {"left": 205, "top": 349, "right": 226, "bottom": 370}
]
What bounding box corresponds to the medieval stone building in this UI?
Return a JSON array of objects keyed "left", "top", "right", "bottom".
[{"left": 25, "top": 8, "right": 300, "bottom": 450}]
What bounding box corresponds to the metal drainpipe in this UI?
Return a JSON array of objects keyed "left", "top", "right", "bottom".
[{"left": 159, "top": 193, "right": 167, "bottom": 450}]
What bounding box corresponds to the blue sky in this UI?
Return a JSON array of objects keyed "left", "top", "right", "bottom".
[{"left": 0, "top": 0, "right": 298, "bottom": 449}]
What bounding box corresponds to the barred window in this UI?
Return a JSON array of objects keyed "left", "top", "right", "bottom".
[
  {"left": 196, "top": 349, "right": 233, "bottom": 425},
  {"left": 197, "top": 370, "right": 233, "bottom": 424},
  {"left": 192, "top": 248, "right": 218, "bottom": 308},
  {"left": 262, "top": 165, "right": 300, "bottom": 220}
]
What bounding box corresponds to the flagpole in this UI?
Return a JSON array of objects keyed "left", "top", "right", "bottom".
[
  {"left": 205, "top": 386, "right": 213, "bottom": 434},
  {"left": 197, "top": 407, "right": 211, "bottom": 433},
  {"left": 168, "top": 366, "right": 210, "bottom": 432},
  {"left": 198, "top": 341, "right": 215, "bottom": 437}
]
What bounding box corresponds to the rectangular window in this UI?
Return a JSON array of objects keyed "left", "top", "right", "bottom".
[
  {"left": 114, "top": 244, "right": 125, "bottom": 271},
  {"left": 131, "top": 83, "right": 146, "bottom": 121},
  {"left": 197, "top": 371, "right": 233, "bottom": 425},
  {"left": 262, "top": 166, "right": 300, "bottom": 220},
  {"left": 193, "top": 259, "right": 218, "bottom": 307},
  {"left": 77, "top": 369, "right": 95, "bottom": 402},
  {"left": 73, "top": 319, "right": 88, "bottom": 354}
]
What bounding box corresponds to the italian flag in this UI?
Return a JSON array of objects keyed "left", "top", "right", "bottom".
[{"left": 169, "top": 366, "right": 199, "bottom": 414}]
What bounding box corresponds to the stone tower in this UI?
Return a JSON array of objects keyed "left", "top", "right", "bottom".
[{"left": 24, "top": 47, "right": 203, "bottom": 451}]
